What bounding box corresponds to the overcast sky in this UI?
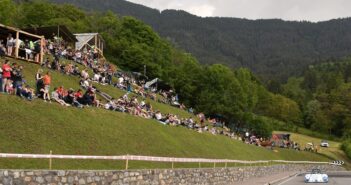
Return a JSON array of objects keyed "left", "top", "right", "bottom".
[{"left": 127, "top": 0, "right": 351, "bottom": 22}]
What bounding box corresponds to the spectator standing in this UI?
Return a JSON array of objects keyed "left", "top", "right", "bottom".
[
  {"left": 12, "top": 65, "right": 23, "bottom": 95},
  {"left": 35, "top": 69, "right": 43, "bottom": 96},
  {"left": 42, "top": 71, "right": 51, "bottom": 102},
  {"left": 0, "top": 40, "right": 5, "bottom": 57},
  {"left": 0, "top": 61, "right": 2, "bottom": 92},
  {"left": 6, "top": 34, "right": 14, "bottom": 56},
  {"left": 2, "top": 60, "right": 12, "bottom": 93}
]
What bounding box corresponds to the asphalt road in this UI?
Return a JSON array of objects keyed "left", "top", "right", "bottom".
[{"left": 277, "top": 171, "right": 351, "bottom": 185}]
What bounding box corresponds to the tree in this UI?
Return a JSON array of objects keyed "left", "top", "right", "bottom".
[{"left": 0, "top": 0, "right": 16, "bottom": 25}]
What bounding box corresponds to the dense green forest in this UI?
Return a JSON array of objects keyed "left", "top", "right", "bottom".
[
  {"left": 280, "top": 59, "right": 351, "bottom": 158},
  {"left": 2, "top": 1, "right": 351, "bottom": 154},
  {"left": 50, "top": 0, "right": 351, "bottom": 82}
]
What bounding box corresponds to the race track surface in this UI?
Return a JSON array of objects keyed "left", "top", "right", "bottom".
[{"left": 278, "top": 171, "right": 351, "bottom": 185}]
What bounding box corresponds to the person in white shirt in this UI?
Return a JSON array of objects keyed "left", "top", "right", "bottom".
[
  {"left": 93, "top": 73, "right": 100, "bottom": 82},
  {"left": 6, "top": 34, "right": 14, "bottom": 56},
  {"left": 155, "top": 112, "right": 163, "bottom": 120}
]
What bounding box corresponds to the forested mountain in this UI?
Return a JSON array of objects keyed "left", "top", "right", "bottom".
[
  {"left": 49, "top": 0, "right": 351, "bottom": 81},
  {"left": 282, "top": 58, "right": 351, "bottom": 138}
]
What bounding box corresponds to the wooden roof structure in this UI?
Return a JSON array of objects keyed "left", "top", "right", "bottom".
[
  {"left": 0, "top": 23, "right": 44, "bottom": 63},
  {"left": 24, "top": 25, "right": 78, "bottom": 43}
]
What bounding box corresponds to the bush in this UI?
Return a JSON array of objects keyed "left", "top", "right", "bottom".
[{"left": 341, "top": 140, "right": 351, "bottom": 159}]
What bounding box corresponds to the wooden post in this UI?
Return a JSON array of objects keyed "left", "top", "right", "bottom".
[
  {"left": 225, "top": 162, "right": 227, "bottom": 168},
  {"left": 57, "top": 25, "right": 60, "bottom": 46},
  {"left": 199, "top": 162, "right": 201, "bottom": 168},
  {"left": 40, "top": 37, "right": 44, "bottom": 64},
  {"left": 15, "top": 31, "right": 19, "bottom": 58},
  {"left": 125, "top": 155, "right": 129, "bottom": 170},
  {"left": 95, "top": 35, "right": 97, "bottom": 47},
  {"left": 98, "top": 39, "right": 100, "bottom": 51},
  {"left": 49, "top": 150, "right": 52, "bottom": 170},
  {"left": 213, "top": 162, "right": 216, "bottom": 169},
  {"left": 171, "top": 162, "right": 174, "bottom": 169},
  {"left": 101, "top": 42, "right": 104, "bottom": 55}
]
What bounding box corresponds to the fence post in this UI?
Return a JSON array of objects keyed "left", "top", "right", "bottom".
[
  {"left": 213, "top": 162, "right": 216, "bottom": 169},
  {"left": 49, "top": 150, "right": 52, "bottom": 170},
  {"left": 171, "top": 162, "right": 174, "bottom": 169},
  {"left": 125, "top": 155, "right": 129, "bottom": 170}
]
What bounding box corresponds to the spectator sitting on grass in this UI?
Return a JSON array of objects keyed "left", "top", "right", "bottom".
[
  {"left": 51, "top": 87, "right": 70, "bottom": 106},
  {"left": 64, "top": 88, "right": 83, "bottom": 108},
  {"left": 6, "top": 79, "right": 14, "bottom": 94},
  {"left": 19, "top": 84, "right": 34, "bottom": 101},
  {"left": 80, "top": 69, "right": 89, "bottom": 80}
]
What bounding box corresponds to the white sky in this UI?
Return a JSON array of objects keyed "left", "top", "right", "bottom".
[{"left": 127, "top": 0, "right": 351, "bottom": 22}]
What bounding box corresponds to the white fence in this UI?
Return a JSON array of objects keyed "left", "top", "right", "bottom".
[{"left": 0, "top": 152, "right": 332, "bottom": 170}]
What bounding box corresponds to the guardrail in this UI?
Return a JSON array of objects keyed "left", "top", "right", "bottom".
[{"left": 0, "top": 152, "right": 332, "bottom": 170}]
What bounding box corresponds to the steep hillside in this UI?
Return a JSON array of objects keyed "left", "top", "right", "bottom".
[
  {"left": 0, "top": 59, "right": 330, "bottom": 170},
  {"left": 49, "top": 0, "right": 351, "bottom": 81}
]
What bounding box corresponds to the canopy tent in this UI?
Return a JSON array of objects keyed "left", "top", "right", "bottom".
[
  {"left": 0, "top": 23, "right": 44, "bottom": 63},
  {"left": 24, "top": 25, "right": 77, "bottom": 45},
  {"left": 74, "top": 33, "right": 104, "bottom": 56}
]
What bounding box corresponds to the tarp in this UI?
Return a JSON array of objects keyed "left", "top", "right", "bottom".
[
  {"left": 74, "top": 33, "right": 97, "bottom": 50},
  {"left": 145, "top": 78, "right": 159, "bottom": 88}
]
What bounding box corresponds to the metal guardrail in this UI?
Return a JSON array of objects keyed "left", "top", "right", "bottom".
[{"left": 0, "top": 152, "right": 332, "bottom": 170}]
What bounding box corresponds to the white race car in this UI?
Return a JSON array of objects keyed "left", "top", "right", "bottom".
[{"left": 305, "top": 169, "right": 328, "bottom": 183}]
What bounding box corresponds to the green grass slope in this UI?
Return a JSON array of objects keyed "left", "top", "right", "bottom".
[{"left": 0, "top": 59, "right": 330, "bottom": 170}]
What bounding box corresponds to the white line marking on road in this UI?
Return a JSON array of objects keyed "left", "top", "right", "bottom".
[{"left": 276, "top": 173, "right": 299, "bottom": 185}]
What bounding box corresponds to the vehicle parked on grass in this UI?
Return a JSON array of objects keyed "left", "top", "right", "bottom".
[{"left": 320, "top": 140, "right": 329, "bottom": 147}]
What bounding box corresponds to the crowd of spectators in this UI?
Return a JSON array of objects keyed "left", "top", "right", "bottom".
[
  {"left": 0, "top": 34, "right": 42, "bottom": 63},
  {"left": 1, "top": 35, "right": 278, "bottom": 146},
  {"left": 0, "top": 60, "right": 35, "bottom": 100}
]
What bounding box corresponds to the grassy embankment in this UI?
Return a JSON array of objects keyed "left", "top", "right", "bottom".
[{"left": 0, "top": 58, "right": 330, "bottom": 170}]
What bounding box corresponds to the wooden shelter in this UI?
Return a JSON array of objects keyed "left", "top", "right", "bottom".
[
  {"left": 24, "top": 25, "right": 77, "bottom": 47},
  {"left": 0, "top": 23, "right": 44, "bottom": 63},
  {"left": 74, "top": 33, "right": 104, "bottom": 56}
]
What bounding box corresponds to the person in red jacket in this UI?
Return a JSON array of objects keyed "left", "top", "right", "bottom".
[{"left": 2, "top": 60, "right": 12, "bottom": 93}]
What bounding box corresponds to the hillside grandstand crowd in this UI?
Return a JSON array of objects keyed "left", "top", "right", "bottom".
[{"left": 0, "top": 29, "right": 308, "bottom": 152}]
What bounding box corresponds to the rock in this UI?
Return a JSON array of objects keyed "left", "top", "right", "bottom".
[
  {"left": 24, "top": 176, "right": 32, "bottom": 182},
  {"left": 13, "top": 172, "right": 20, "bottom": 178},
  {"left": 61, "top": 177, "right": 67, "bottom": 183},
  {"left": 36, "top": 176, "right": 44, "bottom": 183},
  {"left": 58, "top": 171, "right": 65, "bottom": 177},
  {"left": 86, "top": 176, "right": 92, "bottom": 183},
  {"left": 78, "top": 178, "right": 86, "bottom": 184},
  {"left": 26, "top": 172, "right": 34, "bottom": 176},
  {"left": 67, "top": 176, "right": 74, "bottom": 183},
  {"left": 94, "top": 176, "right": 101, "bottom": 182},
  {"left": 45, "top": 175, "right": 53, "bottom": 182}
]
